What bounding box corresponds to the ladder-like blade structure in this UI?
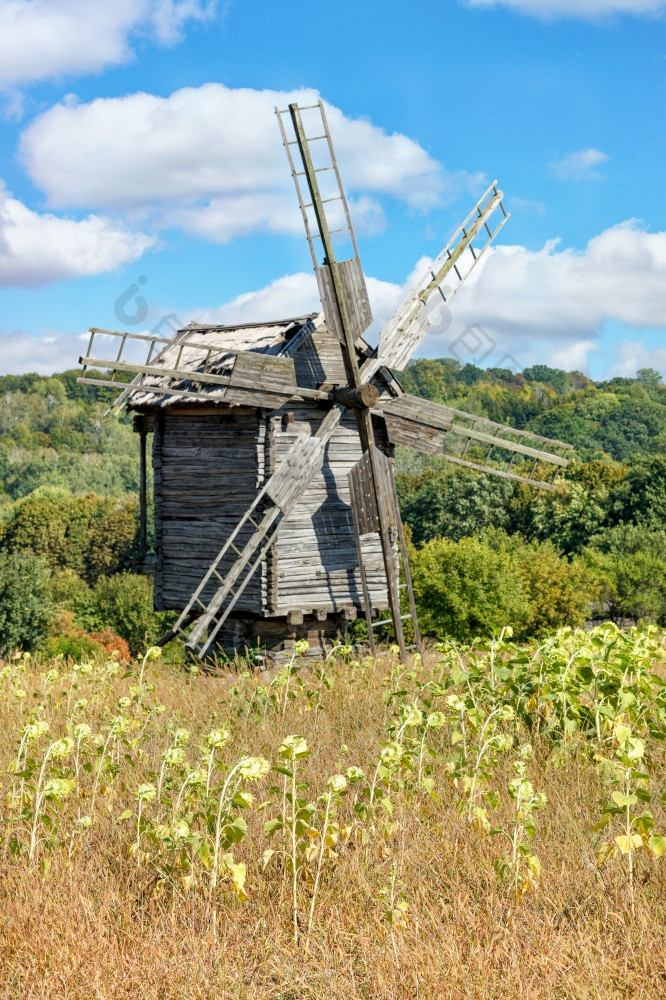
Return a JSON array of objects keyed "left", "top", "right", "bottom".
[
  {"left": 78, "top": 327, "right": 333, "bottom": 407},
  {"left": 277, "top": 99, "right": 410, "bottom": 658},
  {"left": 169, "top": 405, "right": 345, "bottom": 659},
  {"left": 276, "top": 100, "right": 372, "bottom": 368},
  {"left": 363, "top": 182, "right": 508, "bottom": 383},
  {"left": 377, "top": 394, "right": 573, "bottom": 488}
]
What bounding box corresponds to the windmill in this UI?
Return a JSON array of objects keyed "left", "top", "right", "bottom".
[{"left": 79, "top": 101, "right": 573, "bottom": 663}]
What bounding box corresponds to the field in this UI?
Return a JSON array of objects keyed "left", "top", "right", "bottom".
[{"left": 1, "top": 627, "right": 666, "bottom": 999}]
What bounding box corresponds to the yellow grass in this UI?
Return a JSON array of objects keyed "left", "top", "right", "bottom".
[{"left": 0, "top": 642, "right": 665, "bottom": 1000}]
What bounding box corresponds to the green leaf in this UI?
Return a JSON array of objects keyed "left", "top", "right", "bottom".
[
  {"left": 263, "top": 817, "right": 283, "bottom": 837},
  {"left": 647, "top": 834, "right": 666, "bottom": 858},
  {"left": 117, "top": 809, "right": 133, "bottom": 822},
  {"left": 611, "top": 791, "right": 638, "bottom": 808}
]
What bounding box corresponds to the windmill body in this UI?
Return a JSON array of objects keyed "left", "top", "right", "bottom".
[
  {"left": 127, "top": 314, "right": 400, "bottom": 657},
  {"left": 79, "top": 100, "right": 574, "bottom": 662}
]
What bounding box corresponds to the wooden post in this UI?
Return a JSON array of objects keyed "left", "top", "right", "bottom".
[{"left": 133, "top": 415, "right": 148, "bottom": 566}]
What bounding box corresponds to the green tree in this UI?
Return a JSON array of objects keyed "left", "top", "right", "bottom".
[
  {"left": 610, "top": 456, "right": 666, "bottom": 531},
  {"left": 0, "top": 490, "right": 138, "bottom": 584},
  {"left": 397, "top": 467, "right": 514, "bottom": 545},
  {"left": 584, "top": 525, "right": 666, "bottom": 624},
  {"left": 0, "top": 551, "right": 52, "bottom": 656},
  {"left": 409, "top": 535, "right": 532, "bottom": 641},
  {"left": 509, "top": 481, "right": 608, "bottom": 554},
  {"left": 509, "top": 537, "right": 594, "bottom": 636}
]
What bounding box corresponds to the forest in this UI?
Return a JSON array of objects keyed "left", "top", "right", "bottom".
[{"left": 1, "top": 361, "right": 665, "bottom": 658}]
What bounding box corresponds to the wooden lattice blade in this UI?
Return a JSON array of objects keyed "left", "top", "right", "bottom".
[
  {"left": 376, "top": 393, "right": 573, "bottom": 489},
  {"left": 276, "top": 100, "right": 371, "bottom": 391},
  {"left": 79, "top": 346, "right": 332, "bottom": 408},
  {"left": 347, "top": 445, "right": 410, "bottom": 657},
  {"left": 365, "top": 183, "right": 508, "bottom": 381}
]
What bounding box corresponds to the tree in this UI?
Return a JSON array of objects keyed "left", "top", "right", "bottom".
[
  {"left": 636, "top": 368, "right": 663, "bottom": 390},
  {"left": 610, "top": 456, "right": 666, "bottom": 531},
  {"left": 409, "top": 535, "right": 532, "bottom": 641},
  {"left": 397, "top": 467, "right": 514, "bottom": 545},
  {"left": 0, "top": 551, "right": 52, "bottom": 656},
  {"left": 0, "top": 490, "right": 138, "bottom": 584},
  {"left": 509, "top": 481, "right": 608, "bottom": 554},
  {"left": 509, "top": 537, "right": 594, "bottom": 635},
  {"left": 584, "top": 525, "right": 666, "bottom": 624}
]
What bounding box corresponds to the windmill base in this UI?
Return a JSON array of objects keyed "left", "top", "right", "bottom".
[{"left": 204, "top": 611, "right": 359, "bottom": 669}]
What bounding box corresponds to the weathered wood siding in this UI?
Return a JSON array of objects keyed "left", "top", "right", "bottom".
[
  {"left": 153, "top": 408, "right": 266, "bottom": 613},
  {"left": 268, "top": 404, "right": 393, "bottom": 615}
]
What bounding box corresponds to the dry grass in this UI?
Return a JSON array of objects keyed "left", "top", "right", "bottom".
[{"left": 0, "top": 642, "right": 665, "bottom": 1000}]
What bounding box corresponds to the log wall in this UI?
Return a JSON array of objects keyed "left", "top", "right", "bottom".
[{"left": 153, "top": 408, "right": 266, "bottom": 613}]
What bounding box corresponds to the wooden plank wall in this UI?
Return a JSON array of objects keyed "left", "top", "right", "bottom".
[
  {"left": 269, "top": 404, "right": 392, "bottom": 615},
  {"left": 292, "top": 323, "right": 348, "bottom": 387},
  {"left": 152, "top": 408, "right": 266, "bottom": 613}
]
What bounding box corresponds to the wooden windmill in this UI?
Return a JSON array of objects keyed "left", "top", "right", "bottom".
[{"left": 79, "top": 101, "right": 573, "bottom": 662}]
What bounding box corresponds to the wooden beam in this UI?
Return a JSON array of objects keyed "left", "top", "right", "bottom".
[{"left": 79, "top": 355, "right": 334, "bottom": 403}]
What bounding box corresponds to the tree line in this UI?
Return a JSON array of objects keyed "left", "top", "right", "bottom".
[{"left": 0, "top": 361, "right": 665, "bottom": 656}]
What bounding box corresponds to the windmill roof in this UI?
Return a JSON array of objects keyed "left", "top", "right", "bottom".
[{"left": 125, "top": 313, "right": 320, "bottom": 408}]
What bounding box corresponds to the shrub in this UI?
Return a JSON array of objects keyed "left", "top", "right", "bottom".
[
  {"left": 40, "top": 610, "right": 130, "bottom": 662},
  {"left": 0, "top": 550, "right": 52, "bottom": 656},
  {"left": 409, "top": 535, "right": 531, "bottom": 641},
  {"left": 584, "top": 525, "right": 666, "bottom": 624},
  {"left": 409, "top": 532, "right": 593, "bottom": 643},
  {"left": 75, "top": 572, "right": 171, "bottom": 655},
  {"left": 510, "top": 537, "right": 595, "bottom": 637}
]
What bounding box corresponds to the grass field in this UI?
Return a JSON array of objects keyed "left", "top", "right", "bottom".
[{"left": 1, "top": 627, "right": 666, "bottom": 999}]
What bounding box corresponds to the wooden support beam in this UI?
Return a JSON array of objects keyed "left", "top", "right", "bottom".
[{"left": 287, "top": 610, "right": 304, "bottom": 626}]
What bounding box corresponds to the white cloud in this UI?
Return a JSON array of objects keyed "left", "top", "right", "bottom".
[
  {"left": 0, "top": 331, "right": 88, "bottom": 374},
  {"left": 464, "top": 0, "right": 666, "bottom": 18},
  {"left": 19, "top": 84, "right": 480, "bottom": 242},
  {"left": 0, "top": 0, "right": 220, "bottom": 90},
  {"left": 606, "top": 341, "right": 666, "bottom": 379},
  {"left": 550, "top": 148, "right": 609, "bottom": 181},
  {"left": 0, "top": 182, "right": 154, "bottom": 286},
  {"left": 187, "top": 269, "right": 404, "bottom": 329},
  {"left": 181, "top": 220, "right": 666, "bottom": 379},
  {"left": 420, "top": 220, "right": 666, "bottom": 373},
  {"left": 5, "top": 220, "right": 666, "bottom": 378}
]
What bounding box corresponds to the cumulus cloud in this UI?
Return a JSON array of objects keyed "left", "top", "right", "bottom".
[
  {"left": 0, "top": 331, "right": 88, "bottom": 374},
  {"left": 421, "top": 220, "right": 666, "bottom": 373},
  {"left": 0, "top": 182, "right": 154, "bottom": 286},
  {"left": 0, "top": 0, "right": 220, "bottom": 90},
  {"left": 5, "top": 221, "right": 666, "bottom": 377},
  {"left": 19, "top": 84, "right": 480, "bottom": 242},
  {"left": 191, "top": 270, "right": 405, "bottom": 329},
  {"left": 550, "top": 148, "right": 609, "bottom": 181},
  {"left": 178, "top": 220, "right": 666, "bottom": 378},
  {"left": 606, "top": 341, "right": 666, "bottom": 379},
  {"left": 463, "top": 0, "right": 666, "bottom": 17}
]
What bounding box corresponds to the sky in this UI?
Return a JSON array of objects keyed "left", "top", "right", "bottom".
[{"left": 0, "top": 0, "right": 665, "bottom": 380}]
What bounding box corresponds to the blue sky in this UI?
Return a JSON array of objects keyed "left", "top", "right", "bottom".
[{"left": 1, "top": 0, "right": 665, "bottom": 379}]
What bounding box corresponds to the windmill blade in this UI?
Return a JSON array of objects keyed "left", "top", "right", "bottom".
[
  {"left": 276, "top": 100, "right": 371, "bottom": 390},
  {"left": 165, "top": 405, "right": 345, "bottom": 660},
  {"left": 78, "top": 327, "right": 334, "bottom": 407},
  {"left": 363, "top": 182, "right": 508, "bottom": 381},
  {"left": 377, "top": 394, "right": 573, "bottom": 489}
]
